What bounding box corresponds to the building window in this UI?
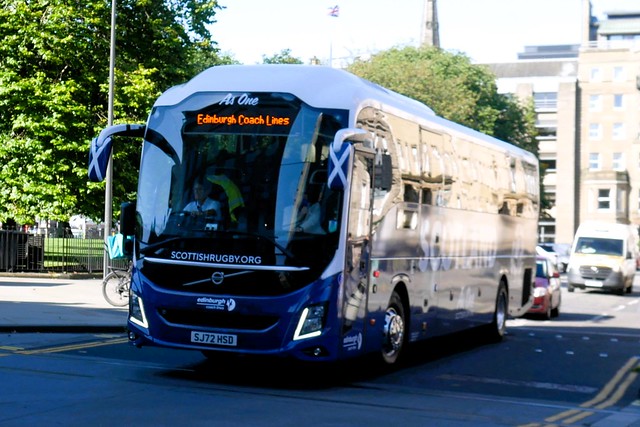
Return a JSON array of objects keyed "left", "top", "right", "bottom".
[
  {"left": 589, "top": 123, "right": 602, "bottom": 140},
  {"left": 589, "top": 152, "right": 600, "bottom": 170},
  {"left": 589, "top": 94, "right": 602, "bottom": 111},
  {"left": 536, "top": 119, "right": 557, "bottom": 140},
  {"left": 613, "top": 94, "right": 624, "bottom": 109},
  {"left": 613, "top": 152, "right": 625, "bottom": 171},
  {"left": 613, "top": 123, "right": 625, "bottom": 140},
  {"left": 540, "top": 159, "right": 556, "bottom": 174},
  {"left": 597, "top": 188, "right": 611, "bottom": 210},
  {"left": 613, "top": 66, "right": 625, "bottom": 82},
  {"left": 533, "top": 92, "right": 557, "bottom": 110},
  {"left": 590, "top": 67, "right": 602, "bottom": 82},
  {"left": 609, "top": 34, "right": 640, "bottom": 41}
]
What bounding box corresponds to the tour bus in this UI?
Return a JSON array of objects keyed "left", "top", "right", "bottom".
[{"left": 88, "top": 65, "right": 539, "bottom": 365}]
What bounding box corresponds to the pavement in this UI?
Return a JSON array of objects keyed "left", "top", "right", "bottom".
[{"left": 0, "top": 274, "right": 128, "bottom": 333}]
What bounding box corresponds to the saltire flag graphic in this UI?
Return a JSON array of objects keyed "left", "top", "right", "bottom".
[{"left": 328, "top": 5, "right": 339, "bottom": 17}]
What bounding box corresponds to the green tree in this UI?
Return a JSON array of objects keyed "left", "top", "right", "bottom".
[
  {"left": 348, "top": 45, "right": 546, "bottom": 211},
  {"left": 0, "top": 0, "right": 231, "bottom": 225},
  {"left": 262, "top": 49, "right": 303, "bottom": 64},
  {"left": 347, "top": 46, "right": 538, "bottom": 155}
]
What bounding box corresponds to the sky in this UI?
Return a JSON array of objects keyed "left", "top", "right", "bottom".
[{"left": 211, "top": 0, "right": 640, "bottom": 66}]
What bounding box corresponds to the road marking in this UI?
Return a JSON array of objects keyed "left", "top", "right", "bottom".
[
  {"left": 438, "top": 374, "right": 596, "bottom": 393},
  {"left": 540, "top": 356, "right": 640, "bottom": 425},
  {"left": 580, "top": 356, "right": 639, "bottom": 408},
  {"left": 14, "top": 337, "right": 128, "bottom": 355},
  {"left": 545, "top": 408, "right": 581, "bottom": 422},
  {"left": 560, "top": 409, "right": 594, "bottom": 424},
  {"left": 0, "top": 345, "right": 24, "bottom": 357}
]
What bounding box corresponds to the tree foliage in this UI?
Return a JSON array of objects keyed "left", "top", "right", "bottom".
[
  {"left": 262, "top": 49, "right": 303, "bottom": 65},
  {"left": 0, "top": 0, "right": 231, "bottom": 225},
  {"left": 348, "top": 46, "right": 538, "bottom": 155}
]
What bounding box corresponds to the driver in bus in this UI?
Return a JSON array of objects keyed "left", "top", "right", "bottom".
[{"left": 183, "top": 178, "right": 221, "bottom": 219}]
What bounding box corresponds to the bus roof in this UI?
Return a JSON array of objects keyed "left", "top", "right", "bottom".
[
  {"left": 155, "top": 64, "right": 536, "bottom": 164},
  {"left": 156, "top": 64, "right": 433, "bottom": 114}
]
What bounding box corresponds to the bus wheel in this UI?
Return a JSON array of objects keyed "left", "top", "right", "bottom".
[
  {"left": 486, "top": 282, "right": 507, "bottom": 342},
  {"left": 381, "top": 291, "right": 406, "bottom": 365}
]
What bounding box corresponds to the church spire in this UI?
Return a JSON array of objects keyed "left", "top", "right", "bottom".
[{"left": 421, "top": 0, "right": 440, "bottom": 47}]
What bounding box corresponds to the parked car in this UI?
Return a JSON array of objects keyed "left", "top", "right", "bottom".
[{"left": 528, "top": 256, "right": 562, "bottom": 319}]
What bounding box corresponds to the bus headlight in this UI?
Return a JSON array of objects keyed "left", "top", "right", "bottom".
[
  {"left": 293, "top": 304, "right": 326, "bottom": 340},
  {"left": 129, "top": 292, "right": 149, "bottom": 329}
]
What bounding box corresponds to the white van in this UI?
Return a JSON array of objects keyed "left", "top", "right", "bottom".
[{"left": 566, "top": 221, "right": 639, "bottom": 295}]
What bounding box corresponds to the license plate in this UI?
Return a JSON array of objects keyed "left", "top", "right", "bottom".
[
  {"left": 191, "top": 331, "right": 237, "bottom": 346},
  {"left": 585, "top": 280, "right": 603, "bottom": 288}
]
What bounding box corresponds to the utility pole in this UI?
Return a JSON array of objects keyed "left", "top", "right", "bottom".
[
  {"left": 103, "top": 0, "right": 116, "bottom": 278},
  {"left": 421, "top": 0, "right": 440, "bottom": 48}
]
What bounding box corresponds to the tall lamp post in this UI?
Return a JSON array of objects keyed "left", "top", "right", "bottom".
[{"left": 103, "top": 0, "right": 116, "bottom": 278}]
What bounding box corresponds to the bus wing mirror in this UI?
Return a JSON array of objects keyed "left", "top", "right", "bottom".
[
  {"left": 375, "top": 153, "right": 392, "bottom": 191},
  {"left": 88, "top": 124, "right": 145, "bottom": 182},
  {"left": 120, "top": 201, "right": 136, "bottom": 237},
  {"left": 328, "top": 128, "right": 369, "bottom": 190},
  {"left": 120, "top": 201, "right": 136, "bottom": 257}
]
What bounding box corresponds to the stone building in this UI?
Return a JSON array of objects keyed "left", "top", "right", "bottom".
[{"left": 486, "top": 1, "right": 640, "bottom": 244}]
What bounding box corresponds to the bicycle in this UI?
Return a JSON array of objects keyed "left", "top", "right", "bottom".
[{"left": 102, "top": 262, "right": 132, "bottom": 307}]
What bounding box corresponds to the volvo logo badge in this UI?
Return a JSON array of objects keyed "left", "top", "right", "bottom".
[
  {"left": 590, "top": 266, "right": 599, "bottom": 273},
  {"left": 211, "top": 271, "right": 224, "bottom": 285}
]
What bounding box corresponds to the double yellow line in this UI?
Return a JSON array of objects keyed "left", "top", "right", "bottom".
[
  {"left": 0, "top": 337, "right": 128, "bottom": 356},
  {"left": 522, "top": 356, "right": 640, "bottom": 426}
]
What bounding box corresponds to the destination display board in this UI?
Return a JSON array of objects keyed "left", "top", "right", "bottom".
[{"left": 182, "top": 92, "right": 300, "bottom": 135}]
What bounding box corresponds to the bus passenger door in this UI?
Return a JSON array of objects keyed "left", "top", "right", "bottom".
[{"left": 340, "top": 150, "right": 374, "bottom": 355}]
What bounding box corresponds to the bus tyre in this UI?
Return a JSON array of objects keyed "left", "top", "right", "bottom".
[
  {"left": 486, "top": 283, "right": 507, "bottom": 343},
  {"left": 381, "top": 291, "right": 406, "bottom": 365}
]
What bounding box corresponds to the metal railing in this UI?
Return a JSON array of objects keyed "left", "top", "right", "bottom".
[{"left": 0, "top": 230, "right": 122, "bottom": 273}]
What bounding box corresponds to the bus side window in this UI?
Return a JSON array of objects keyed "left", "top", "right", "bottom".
[
  {"left": 403, "top": 184, "right": 419, "bottom": 203},
  {"left": 422, "top": 188, "right": 432, "bottom": 205},
  {"left": 398, "top": 183, "right": 419, "bottom": 230}
]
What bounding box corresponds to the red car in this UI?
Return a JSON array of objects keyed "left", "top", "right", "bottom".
[{"left": 528, "top": 256, "right": 562, "bottom": 319}]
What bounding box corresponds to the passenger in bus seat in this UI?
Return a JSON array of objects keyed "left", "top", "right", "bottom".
[{"left": 183, "top": 178, "right": 221, "bottom": 219}]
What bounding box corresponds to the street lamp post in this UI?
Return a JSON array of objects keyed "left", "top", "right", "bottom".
[{"left": 103, "top": 0, "right": 116, "bottom": 278}]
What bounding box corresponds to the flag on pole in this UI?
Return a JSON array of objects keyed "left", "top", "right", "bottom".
[{"left": 328, "top": 5, "right": 339, "bottom": 17}]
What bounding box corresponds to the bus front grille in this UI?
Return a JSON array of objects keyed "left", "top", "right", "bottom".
[{"left": 158, "top": 308, "right": 279, "bottom": 331}]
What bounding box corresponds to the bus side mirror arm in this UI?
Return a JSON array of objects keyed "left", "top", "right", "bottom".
[
  {"left": 331, "top": 128, "right": 370, "bottom": 152},
  {"left": 328, "top": 128, "right": 372, "bottom": 190},
  {"left": 88, "top": 124, "right": 145, "bottom": 182}
]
